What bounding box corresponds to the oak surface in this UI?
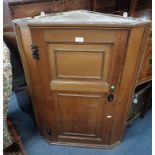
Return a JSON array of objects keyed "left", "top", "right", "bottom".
[{"left": 13, "top": 10, "right": 151, "bottom": 147}]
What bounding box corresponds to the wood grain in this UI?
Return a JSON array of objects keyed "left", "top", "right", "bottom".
[
  {"left": 137, "top": 36, "right": 152, "bottom": 84},
  {"left": 13, "top": 11, "right": 150, "bottom": 147},
  {"left": 110, "top": 25, "right": 150, "bottom": 144}
]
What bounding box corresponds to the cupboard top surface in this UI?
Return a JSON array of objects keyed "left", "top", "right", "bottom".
[{"left": 13, "top": 10, "right": 150, "bottom": 27}]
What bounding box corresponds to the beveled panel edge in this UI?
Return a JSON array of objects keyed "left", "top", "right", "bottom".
[
  {"left": 50, "top": 80, "right": 109, "bottom": 93},
  {"left": 40, "top": 129, "right": 121, "bottom": 148},
  {"left": 48, "top": 139, "right": 121, "bottom": 149},
  {"left": 57, "top": 93, "right": 101, "bottom": 98},
  {"left": 58, "top": 135, "right": 102, "bottom": 142}
]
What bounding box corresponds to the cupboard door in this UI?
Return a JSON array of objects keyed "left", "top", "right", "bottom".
[
  {"left": 30, "top": 29, "right": 128, "bottom": 145},
  {"left": 49, "top": 44, "right": 110, "bottom": 144}
]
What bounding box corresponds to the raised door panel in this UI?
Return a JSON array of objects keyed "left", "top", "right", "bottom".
[
  {"left": 55, "top": 93, "right": 104, "bottom": 143},
  {"left": 53, "top": 49, "right": 104, "bottom": 79},
  {"left": 48, "top": 44, "right": 111, "bottom": 93}
]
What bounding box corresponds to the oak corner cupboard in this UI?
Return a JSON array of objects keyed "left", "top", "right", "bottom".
[{"left": 13, "top": 10, "right": 151, "bottom": 148}]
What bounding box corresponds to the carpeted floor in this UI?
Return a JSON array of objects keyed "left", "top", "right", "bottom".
[{"left": 8, "top": 93, "right": 152, "bottom": 155}]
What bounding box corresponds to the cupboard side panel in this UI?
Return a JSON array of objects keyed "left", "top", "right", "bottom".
[
  {"left": 137, "top": 36, "right": 152, "bottom": 84},
  {"left": 13, "top": 25, "right": 49, "bottom": 135},
  {"left": 110, "top": 24, "right": 151, "bottom": 144},
  {"left": 30, "top": 28, "right": 59, "bottom": 140}
]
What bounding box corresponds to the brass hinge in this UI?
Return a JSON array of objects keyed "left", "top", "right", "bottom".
[{"left": 31, "top": 44, "right": 40, "bottom": 60}]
